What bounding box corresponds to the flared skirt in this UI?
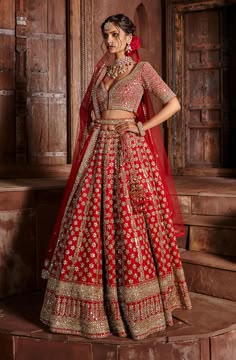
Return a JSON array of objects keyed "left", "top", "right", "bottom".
[{"left": 40, "top": 128, "right": 192, "bottom": 340}]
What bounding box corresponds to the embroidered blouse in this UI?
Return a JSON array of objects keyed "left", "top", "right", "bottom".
[{"left": 96, "top": 61, "right": 176, "bottom": 115}]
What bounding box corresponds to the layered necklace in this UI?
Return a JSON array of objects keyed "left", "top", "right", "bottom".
[{"left": 106, "top": 55, "right": 133, "bottom": 79}]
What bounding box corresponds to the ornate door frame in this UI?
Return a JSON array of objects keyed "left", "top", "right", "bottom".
[{"left": 167, "top": 0, "right": 235, "bottom": 176}]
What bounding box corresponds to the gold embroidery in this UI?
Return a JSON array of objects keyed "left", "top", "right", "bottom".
[{"left": 95, "top": 62, "right": 176, "bottom": 114}]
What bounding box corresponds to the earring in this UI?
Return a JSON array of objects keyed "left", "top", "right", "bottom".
[{"left": 125, "top": 39, "right": 132, "bottom": 53}]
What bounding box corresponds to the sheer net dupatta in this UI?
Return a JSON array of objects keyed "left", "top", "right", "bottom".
[
  {"left": 41, "top": 52, "right": 110, "bottom": 279},
  {"left": 132, "top": 47, "right": 184, "bottom": 237},
  {"left": 137, "top": 90, "right": 184, "bottom": 238}
]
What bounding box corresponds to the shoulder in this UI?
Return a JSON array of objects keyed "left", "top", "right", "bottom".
[
  {"left": 139, "top": 61, "right": 159, "bottom": 73},
  {"left": 139, "top": 61, "right": 161, "bottom": 80}
]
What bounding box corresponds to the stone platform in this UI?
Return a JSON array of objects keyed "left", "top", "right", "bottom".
[
  {"left": 0, "top": 291, "right": 236, "bottom": 360},
  {"left": 175, "top": 176, "right": 236, "bottom": 254},
  {"left": 175, "top": 176, "right": 236, "bottom": 301},
  {"left": 0, "top": 177, "right": 236, "bottom": 359}
]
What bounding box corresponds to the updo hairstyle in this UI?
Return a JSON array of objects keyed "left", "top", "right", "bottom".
[{"left": 101, "top": 14, "right": 136, "bottom": 35}]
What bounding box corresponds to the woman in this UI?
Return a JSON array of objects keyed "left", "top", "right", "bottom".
[{"left": 40, "top": 14, "right": 191, "bottom": 340}]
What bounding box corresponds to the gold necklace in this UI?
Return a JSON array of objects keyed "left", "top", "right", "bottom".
[{"left": 106, "top": 56, "right": 133, "bottom": 79}]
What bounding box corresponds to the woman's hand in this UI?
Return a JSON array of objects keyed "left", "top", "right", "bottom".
[{"left": 115, "top": 122, "right": 139, "bottom": 135}]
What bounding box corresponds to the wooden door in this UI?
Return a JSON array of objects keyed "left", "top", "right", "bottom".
[
  {"left": 170, "top": 2, "right": 236, "bottom": 176},
  {"left": 185, "top": 9, "right": 223, "bottom": 169},
  {"left": 27, "top": 0, "right": 67, "bottom": 165},
  {"left": 0, "top": 0, "right": 69, "bottom": 177}
]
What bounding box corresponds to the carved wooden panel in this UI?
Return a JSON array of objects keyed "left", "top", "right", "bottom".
[
  {"left": 0, "top": 0, "right": 16, "bottom": 163},
  {"left": 26, "top": 0, "right": 67, "bottom": 165},
  {"left": 170, "top": 1, "right": 236, "bottom": 175},
  {"left": 185, "top": 9, "right": 223, "bottom": 168}
]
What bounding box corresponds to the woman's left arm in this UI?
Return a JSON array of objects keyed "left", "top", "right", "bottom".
[
  {"left": 143, "top": 96, "right": 181, "bottom": 131},
  {"left": 141, "top": 62, "right": 181, "bottom": 131}
]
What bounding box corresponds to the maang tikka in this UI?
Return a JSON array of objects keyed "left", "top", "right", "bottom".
[{"left": 104, "top": 21, "right": 112, "bottom": 31}]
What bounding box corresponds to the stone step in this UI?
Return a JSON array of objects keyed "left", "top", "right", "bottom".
[
  {"left": 174, "top": 176, "right": 236, "bottom": 256},
  {"left": 174, "top": 176, "right": 236, "bottom": 199},
  {"left": 181, "top": 215, "right": 236, "bottom": 256},
  {"left": 0, "top": 291, "right": 236, "bottom": 360},
  {"left": 180, "top": 250, "right": 236, "bottom": 301},
  {"left": 179, "top": 193, "right": 236, "bottom": 217},
  {"left": 175, "top": 176, "right": 236, "bottom": 219},
  {"left": 183, "top": 214, "right": 236, "bottom": 230}
]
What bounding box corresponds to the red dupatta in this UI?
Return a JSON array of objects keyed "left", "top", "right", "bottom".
[{"left": 42, "top": 49, "right": 184, "bottom": 278}]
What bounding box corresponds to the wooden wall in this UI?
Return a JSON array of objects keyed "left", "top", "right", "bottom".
[
  {"left": 0, "top": 0, "right": 69, "bottom": 177},
  {"left": 27, "top": 1, "right": 67, "bottom": 166}
]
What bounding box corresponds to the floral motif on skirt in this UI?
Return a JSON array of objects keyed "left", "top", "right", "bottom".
[{"left": 40, "top": 129, "right": 192, "bottom": 340}]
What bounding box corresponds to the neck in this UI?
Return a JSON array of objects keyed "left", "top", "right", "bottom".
[{"left": 115, "top": 51, "right": 126, "bottom": 60}]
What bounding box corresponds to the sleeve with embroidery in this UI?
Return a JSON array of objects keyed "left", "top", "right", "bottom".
[{"left": 141, "top": 62, "right": 176, "bottom": 104}]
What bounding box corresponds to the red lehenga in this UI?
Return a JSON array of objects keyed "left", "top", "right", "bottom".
[{"left": 40, "top": 52, "right": 192, "bottom": 340}]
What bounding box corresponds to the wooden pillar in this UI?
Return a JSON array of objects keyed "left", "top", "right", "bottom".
[
  {"left": 67, "top": 0, "right": 94, "bottom": 160},
  {"left": 15, "top": 0, "right": 27, "bottom": 163}
]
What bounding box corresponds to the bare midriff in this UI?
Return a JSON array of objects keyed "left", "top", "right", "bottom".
[{"left": 101, "top": 109, "right": 136, "bottom": 120}]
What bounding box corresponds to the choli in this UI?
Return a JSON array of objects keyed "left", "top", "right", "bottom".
[{"left": 95, "top": 62, "right": 176, "bottom": 115}]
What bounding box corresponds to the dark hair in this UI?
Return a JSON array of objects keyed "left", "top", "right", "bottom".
[{"left": 101, "top": 14, "right": 136, "bottom": 35}]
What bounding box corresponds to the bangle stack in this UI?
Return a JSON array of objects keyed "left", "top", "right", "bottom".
[{"left": 137, "top": 122, "right": 146, "bottom": 136}]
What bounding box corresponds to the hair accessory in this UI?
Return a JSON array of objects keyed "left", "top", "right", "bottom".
[
  {"left": 106, "top": 55, "right": 133, "bottom": 79},
  {"left": 137, "top": 121, "right": 145, "bottom": 136}
]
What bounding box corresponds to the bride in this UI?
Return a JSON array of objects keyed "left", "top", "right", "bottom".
[{"left": 40, "top": 13, "right": 192, "bottom": 340}]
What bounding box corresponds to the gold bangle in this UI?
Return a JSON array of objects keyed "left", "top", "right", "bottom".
[{"left": 137, "top": 121, "right": 145, "bottom": 136}]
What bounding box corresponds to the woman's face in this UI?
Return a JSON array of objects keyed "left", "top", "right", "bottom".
[{"left": 103, "top": 22, "right": 131, "bottom": 57}]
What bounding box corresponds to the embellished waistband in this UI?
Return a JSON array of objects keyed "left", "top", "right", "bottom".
[
  {"left": 93, "top": 118, "right": 137, "bottom": 137},
  {"left": 97, "top": 118, "right": 136, "bottom": 125}
]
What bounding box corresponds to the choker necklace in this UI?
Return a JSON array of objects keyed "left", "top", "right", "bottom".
[{"left": 106, "top": 56, "right": 133, "bottom": 79}]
